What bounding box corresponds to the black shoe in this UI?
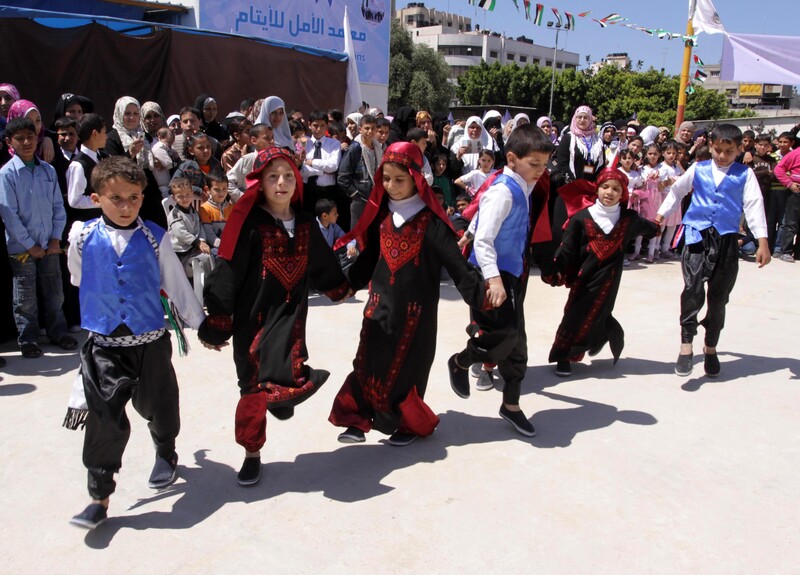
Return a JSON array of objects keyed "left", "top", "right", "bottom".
[
  {"left": 387, "top": 431, "right": 417, "bottom": 447},
  {"left": 704, "top": 352, "right": 720, "bottom": 377},
  {"left": 69, "top": 503, "right": 108, "bottom": 530},
  {"left": 337, "top": 427, "right": 366, "bottom": 444},
  {"left": 0, "top": 356, "right": 6, "bottom": 368},
  {"left": 499, "top": 405, "right": 536, "bottom": 437},
  {"left": 555, "top": 361, "right": 572, "bottom": 377},
  {"left": 675, "top": 353, "right": 693, "bottom": 377},
  {"left": 448, "top": 354, "right": 470, "bottom": 399},
  {"left": 148, "top": 452, "right": 178, "bottom": 489},
  {"left": 237, "top": 456, "right": 261, "bottom": 486}
]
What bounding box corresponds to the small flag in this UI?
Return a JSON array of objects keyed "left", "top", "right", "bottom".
[
  {"left": 593, "top": 18, "right": 607, "bottom": 28},
  {"left": 511, "top": 0, "right": 519, "bottom": 10},
  {"left": 694, "top": 55, "right": 705, "bottom": 67},
  {"left": 577, "top": 11, "right": 591, "bottom": 17},
  {"left": 534, "top": 3, "right": 544, "bottom": 25},
  {"left": 478, "top": 0, "right": 496, "bottom": 10},
  {"left": 565, "top": 12, "right": 575, "bottom": 30},
  {"left": 601, "top": 13, "right": 625, "bottom": 24},
  {"left": 685, "top": 84, "right": 695, "bottom": 95},
  {"left": 694, "top": 69, "right": 707, "bottom": 82},
  {"left": 523, "top": 0, "right": 531, "bottom": 20},
  {"left": 551, "top": 7, "right": 562, "bottom": 27},
  {"left": 447, "top": 111, "right": 455, "bottom": 124}
]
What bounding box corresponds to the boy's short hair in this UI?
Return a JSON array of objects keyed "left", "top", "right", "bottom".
[
  {"left": 179, "top": 106, "right": 201, "bottom": 119},
  {"left": 455, "top": 193, "right": 471, "bottom": 204},
  {"left": 755, "top": 133, "right": 772, "bottom": 144},
  {"left": 406, "top": 127, "right": 427, "bottom": 142},
  {"left": 328, "top": 108, "right": 343, "bottom": 123},
  {"left": 630, "top": 135, "right": 644, "bottom": 146},
  {"left": 91, "top": 156, "right": 147, "bottom": 193},
  {"left": 359, "top": 114, "right": 376, "bottom": 127},
  {"left": 4, "top": 117, "right": 36, "bottom": 138},
  {"left": 376, "top": 117, "right": 391, "bottom": 129},
  {"left": 315, "top": 198, "right": 337, "bottom": 217},
  {"left": 205, "top": 170, "right": 228, "bottom": 187},
  {"left": 54, "top": 117, "right": 78, "bottom": 132},
  {"left": 777, "top": 132, "right": 794, "bottom": 141},
  {"left": 479, "top": 149, "right": 495, "bottom": 161},
  {"left": 170, "top": 177, "right": 192, "bottom": 192},
  {"left": 156, "top": 127, "right": 172, "bottom": 140},
  {"left": 77, "top": 113, "right": 106, "bottom": 142},
  {"left": 742, "top": 130, "right": 755, "bottom": 139},
  {"left": 249, "top": 123, "right": 272, "bottom": 138},
  {"left": 695, "top": 146, "right": 712, "bottom": 161},
  {"left": 328, "top": 121, "right": 345, "bottom": 137},
  {"left": 308, "top": 110, "right": 328, "bottom": 124},
  {"left": 289, "top": 119, "right": 306, "bottom": 135},
  {"left": 240, "top": 98, "right": 255, "bottom": 113},
  {"left": 709, "top": 124, "right": 743, "bottom": 146},
  {"left": 505, "top": 123, "right": 554, "bottom": 158}
]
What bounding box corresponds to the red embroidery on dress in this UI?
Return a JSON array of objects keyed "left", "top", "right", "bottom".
[
  {"left": 207, "top": 315, "right": 232, "bottom": 332},
  {"left": 359, "top": 302, "right": 421, "bottom": 412},
  {"left": 380, "top": 211, "right": 430, "bottom": 285},
  {"left": 585, "top": 218, "right": 631, "bottom": 263},
  {"left": 259, "top": 223, "right": 309, "bottom": 302},
  {"left": 364, "top": 293, "right": 380, "bottom": 319}
]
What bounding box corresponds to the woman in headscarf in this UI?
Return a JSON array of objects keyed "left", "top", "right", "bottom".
[
  {"left": 255, "top": 96, "right": 293, "bottom": 149},
  {"left": 639, "top": 125, "right": 660, "bottom": 147},
  {"left": 345, "top": 112, "right": 363, "bottom": 141},
  {"left": 387, "top": 105, "right": 416, "bottom": 146},
  {"left": 537, "top": 116, "right": 558, "bottom": 145},
  {"left": 482, "top": 112, "right": 506, "bottom": 168},
  {"left": 194, "top": 93, "right": 228, "bottom": 142},
  {"left": 104, "top": 96, "right": 166, "bottom": 227},
  {"left": 450, "top": 115, "right": 498, "bottom": 175},
  {"left": 140, "top": 101, "right": 166, "bottom": 143},
  {"left": 552, "top": 106, "right": 605, "bottom": 187},
  {"left": 6, "top": 99, "right": 55, "bottom": 162},
  {"left": 51, "top": 93, "right": 94, "bottom": 127}
]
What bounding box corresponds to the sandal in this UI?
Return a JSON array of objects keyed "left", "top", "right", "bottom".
[
  {"left": 53, "top": 335, "right": 78, "bottom": 351},
  {"left": 20, "top": 344, "right": 42, "bottom": 359}
]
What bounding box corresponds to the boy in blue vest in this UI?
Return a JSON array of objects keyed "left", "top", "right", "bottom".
[
  {"left": 655, "top": 124, "right": 770, "bottom": 378},
  {"left": 447, "top": 124, "right": 554, "bottom": 437},
  {"left": 67, "top": 157, "right": 205, "bottom": 530}
]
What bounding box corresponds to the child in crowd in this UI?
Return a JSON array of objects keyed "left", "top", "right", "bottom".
[
  {"left": 627, "top": 136, "right": 644, "bottom": 169},
  {"left": 66, "top": 113, "right": 107, "bottom": 220},
  {"left": 302, "top": 111, "right": 341, "bottom": 216},
  {"left": 338, "top": 114, "right": 383, "bottom": 230},
  {"left": 0, "top": 117, "right": 76, "bottom": 358},
  {"left": 617, "top": 148, "right": 643, "bottom": 192},
  {"left": 198, "top": 147, "right": 350, "bottom": 486},
  {"left": 52, "top": 117, "right": 79, "bottom": 193},
  {"left": 749, "top": 134, "right": 780, "bottom": 251},
  {"left": 150, "top": 127, "right": 180, "bottom": 198},
  {"left": 548, "top": 167, "right": 658, "bottom": 376},
  {"left": 221, "top": 119, "right": 254, "bottom": 173},
  {"left": 226, "top": 123, "right": 273, "bottom": 201},
  {"left": 167, "top": 177, "right": 213, "bottom": 278},
  {"left": 632, "top": 143, "right": 663, "bottom": 263},
  {"left": 329, "top": 142, "right": 485, "bottom": 446},
  {"left": 316, "top": 198, "right": 356, "bottom": 254},
  {"left": 655, "top": 124, "right": 770, "bottom": 378},
  {"left": 67, "top": 156, "right": 205, "bottom": 530},
  {"left": 454, "top": 149, "right": 495, "bottom": 197},
  {"left": 198, "top": 171, "right": 233, "bottom": 255},
  {"left": 449, "top": 193, "right": 472, "bottom": 235},
  {"left": 447, "top": 124, "right": 554, "bottom": 437},
  {"left": 406, "top": 128, "right": 435, "bottom": 185},
  {"left": 375, "top": 117, "right": 391, "bottom": 150},
  {"left": 656, "top": 140, "right": 683, "bottom": 258},
  {"left": 432, "top": 153, "right": 455, "bottom": 208},
  {"left": 172, "top": 133, "right": 222, "bottom": 199},
  {"left": 774, "top": 144, "right": 800, "bottom": 262}
]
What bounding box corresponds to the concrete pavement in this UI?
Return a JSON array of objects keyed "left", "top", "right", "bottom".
[{"left": 1, "top": 256, "right": 798, "bottom": 574}]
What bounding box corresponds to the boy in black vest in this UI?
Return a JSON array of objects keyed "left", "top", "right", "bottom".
[{"left": 66, "top": 114, "right": 107, "bottom": 221}]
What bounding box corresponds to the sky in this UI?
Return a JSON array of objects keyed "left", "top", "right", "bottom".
[{"left": 406, "top": 0, "right": 797, "bottom": 76}]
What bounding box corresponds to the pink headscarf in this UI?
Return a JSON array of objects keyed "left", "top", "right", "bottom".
[
  {"left": 6, "top": 99, "right": 45, "bottom": 157},
  {"left": 569, "top": 105, "right": 595, "bottom": 138},
  {"left": 0, "top": 83, "right": 20, "bottom": 102}
]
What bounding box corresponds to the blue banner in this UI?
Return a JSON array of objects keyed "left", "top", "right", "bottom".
[{"left": 199, "top": 0, "right": 389, "bottom": 85}]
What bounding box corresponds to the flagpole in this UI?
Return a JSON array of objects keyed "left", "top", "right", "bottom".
[{"left": 675, "top": 1, "right": 695, "bottom": 132}]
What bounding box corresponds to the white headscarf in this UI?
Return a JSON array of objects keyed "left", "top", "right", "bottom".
[
  {"left": 640, "top": 125, "right": 660, "bottom": 147},
  {"left": 346, "top": 112, "right": 363, "bottom": 140},
  {"left": 112, "top": 96, "right": 151, "bottom": 167},
  {"left": 255, "top": 96, "right": 293, "bottom": 148},
  {"left": 452, "top": 116, "right": 496, "bottom": 173},
  {"left": 482, "top": 110, "right": 502, "bottom": 125}
]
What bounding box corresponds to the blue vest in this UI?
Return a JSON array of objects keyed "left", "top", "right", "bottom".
[
  {"left": 79, "top": 221, "right": 166, "bottom": 335},
  {"left": 682, "top": 161, "right": 748, "bottom": 245},
  {"left": 469, "top": 174, "right": 529, "bottom": 278}
]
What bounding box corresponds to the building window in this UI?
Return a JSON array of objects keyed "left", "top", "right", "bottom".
[
  {"left": 519, "top": 55, "right": 527, "bottom": 63},
  {"left": 711, "top": 71, "right": 720, "bottom": 77},
  {"left": 556, "top": 63, "right": 563, "bottom": 69},
  {"left": 406, "top": 16, "right": 415, "bottom": 24},
  {"left": 533, "top": 58, "right": 540, "bottom": 66},
  {"left": 507, "top": 53, "right": 515, "bottom": 61},
  {"left": 489, "top": 50, "right": 498, "bottom": 58},
  {"left": 546, "top": 60, "right": 552, "bottom": 67}
]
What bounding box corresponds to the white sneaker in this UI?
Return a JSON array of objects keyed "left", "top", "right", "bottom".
[
  {"left": 475, "top": 369, "right": 494, "bottom": 391},
  {"left": 469, "top": 363, "right": 482, "bottom": 378}
]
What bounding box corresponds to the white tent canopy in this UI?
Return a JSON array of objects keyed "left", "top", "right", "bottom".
[{"left": 721, "top": 33, "right": 800, "bottom": 85}]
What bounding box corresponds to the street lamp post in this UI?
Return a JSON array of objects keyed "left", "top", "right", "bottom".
[{"left": 547, "top": 22, "right": 562, "bottom": 119}]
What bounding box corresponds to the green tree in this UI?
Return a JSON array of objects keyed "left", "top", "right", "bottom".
[{"left": 388, "top": 22, "right": 453, "bottom": 112}]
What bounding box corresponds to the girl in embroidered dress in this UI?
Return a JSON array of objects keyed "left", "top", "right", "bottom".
[
  {"left": 548, "top": 166, "right": 659, "bottom": 377},
  {"left": 329, "top": 142, "right": 485, "bottom": 447},
  {"left": 198, "top": 147, "right": 349, "bottom": 486}
]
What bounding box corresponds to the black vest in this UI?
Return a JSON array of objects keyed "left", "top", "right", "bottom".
[{"left": 70, "top": 151, "right": 106, "bottom": 221}]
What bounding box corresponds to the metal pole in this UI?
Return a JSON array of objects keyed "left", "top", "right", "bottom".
[{"left": 548, "top": 26, "right": 560, "bottom": 118}]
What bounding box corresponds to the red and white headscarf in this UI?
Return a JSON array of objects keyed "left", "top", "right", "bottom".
[
  {"left": 218, "top": 146, "right": 304, "bottom": 260},
  {"left": 335, "top": 141, "right": 453, "bottom": 251}
]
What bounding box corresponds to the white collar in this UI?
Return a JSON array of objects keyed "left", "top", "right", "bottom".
[{"left": 389, "top": 194, "right": 426, "bottom": 227}]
